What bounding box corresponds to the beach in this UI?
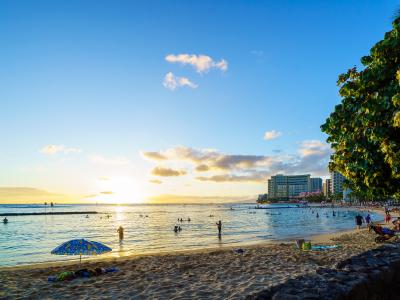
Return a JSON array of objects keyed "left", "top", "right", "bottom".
[{"left": 0, "top": 226, "right": 390, "bottom": 299}]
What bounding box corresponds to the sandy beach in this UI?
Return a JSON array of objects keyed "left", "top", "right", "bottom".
[{"left": 0, "top": 225, "right": 389, "bottom": 300}]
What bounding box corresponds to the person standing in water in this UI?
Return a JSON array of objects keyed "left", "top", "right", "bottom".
[
  {"left": 3, "top": 217, "right": 8, "bottom": 224},
  {"left": 117, "top": 226, "right": 124, "bottom": 241},
  {"left": 365, "top": 214, "right": 371, "bottom": 227},
  {"left": 355, "top": 214, "right": 363, "bottom": 229},
  {"left": 216, "top": 220, "right": 222, "bottom": 236}
]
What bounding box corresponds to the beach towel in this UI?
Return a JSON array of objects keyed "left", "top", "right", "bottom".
[
  {"left": 311, "top": 245, "right": 341, "bottom": 251},
  {"left": 48, "top": 267, "right": 119, "bottom": 282}
]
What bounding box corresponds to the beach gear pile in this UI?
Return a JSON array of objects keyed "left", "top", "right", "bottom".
[
  {"left": 295, "top": 239, "right": 341, "bottom": 251},
  {"left": 48, "top": 267, "right": 118, "bottom": 282},
  {"left": 233, "top": 248, "right": 245, "bottom": 254}
]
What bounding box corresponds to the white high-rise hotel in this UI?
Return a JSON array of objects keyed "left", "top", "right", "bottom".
[
  {"left": 267, "top": 174, "right": 323, "bottom": 200},
  {"left": 330, "top": 171, "right": 345, "bottom": 195}
]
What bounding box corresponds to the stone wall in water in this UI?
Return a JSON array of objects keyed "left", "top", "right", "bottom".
[{"left": 246, "top": 244, "right": 400, "bottom": 300}]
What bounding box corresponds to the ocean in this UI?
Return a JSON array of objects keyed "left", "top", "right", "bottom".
[{"left": 0, "top": 203, "right": 381, "bottom": 267}]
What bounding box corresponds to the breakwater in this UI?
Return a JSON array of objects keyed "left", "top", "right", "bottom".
[{"left": 0, "top": 211, "right": 98, "bottom": 216}]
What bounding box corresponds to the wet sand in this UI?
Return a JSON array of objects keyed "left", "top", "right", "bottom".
[{"left": 0, "top": 226, "right": 387, "bottom": 300}]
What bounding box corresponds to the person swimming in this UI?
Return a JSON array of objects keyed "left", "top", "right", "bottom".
[
  {"left": 117, "top": 226, "right": 124, "bottom": 241},
  {"left": 316, "top": 213, "right": 319, "bottom": 218},
  {"left": 3, "top": 217, "right": 8, "bottom": 224},
  {"left": 174, "top": 226, "right": 178, "bottom": 233}
]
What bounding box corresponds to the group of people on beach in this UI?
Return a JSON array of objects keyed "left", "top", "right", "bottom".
[
  {"left": 355, "top": 213, "right": 371, "bottom": 229},
  {"left": 355, "top": 209, "right": 400, "bottom": 232},
  {"left": 172, "top": 218, "right": 222, "bottom": 237},
  {"left": 177, "top": 217, "right": 190, "bottom": 222}
]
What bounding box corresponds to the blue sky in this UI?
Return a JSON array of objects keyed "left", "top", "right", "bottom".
[{"left": 0, "top": 0, "right": 398, "bottom": 203}]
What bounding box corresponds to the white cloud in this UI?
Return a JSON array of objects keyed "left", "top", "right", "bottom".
[
  {"left": 151, "top": 166, "right": 187, "bottom": 177},
  {"left": 163, "top": 72, "right": 198, "bottom": 91},
  {"left": 165, "top": 54, "right": 228, "bottom": 73},
  {"left": 250, "top": 50, "right": 264, "bottom": 57},
  {"left": 263, "top": 130, "right": 282, "bottom": 141},
  {"left": 298, "top": 140, "right": 331, "bottom": 157},
  {"left": 40, "top": 145, "right": 81, "bottom": 155}
]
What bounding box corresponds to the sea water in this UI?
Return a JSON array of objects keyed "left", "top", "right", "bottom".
[{"left": 0, "top": 203, "right": 381, "bottom": 267}]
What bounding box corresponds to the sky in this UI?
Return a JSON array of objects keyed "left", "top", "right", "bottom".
[{"left": 0, "top": 0, "right": 398, "bottom": 204}]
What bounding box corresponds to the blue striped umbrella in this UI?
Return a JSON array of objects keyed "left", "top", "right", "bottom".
[{"left": 51, "top": 239, "right": 112, "bottom": 263}]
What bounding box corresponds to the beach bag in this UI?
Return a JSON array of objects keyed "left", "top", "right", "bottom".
[
  {"left": 302, "top": 241, "right": 312, "bottom": 251},
  {"left": 295, "top": 239, "right": 305, "bottom": 249}
]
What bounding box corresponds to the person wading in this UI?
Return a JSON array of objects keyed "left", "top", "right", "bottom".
[
  {"left": 117, "top": 226, "right": 124, "bottom": 241},
  {"left": 216, "top": 220, "right": 222, "bottom": 237}
]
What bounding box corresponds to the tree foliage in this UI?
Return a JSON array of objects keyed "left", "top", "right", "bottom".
[
  {"left": 299, "top": 192, "right": 326, "bottom": 202},
  {"left": 321, "top": 16, "right": 400, "bottom": 200}
]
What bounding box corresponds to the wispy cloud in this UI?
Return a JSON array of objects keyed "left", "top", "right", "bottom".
[
  {"left": 149, "top": 179, "right": 162, "bottom": 184},
  {"left": 40, "top": 145, "right": 81, "bottom": 155},
  {"left": 82, "top": 194, "right": 98, "bottom": 199},
  {"left": 148, "top": 194, "right": 254, "bottom": 204},
  {"left": 142, "top": 152, "right": 167, "bottom": 161},
  {"left": 298, "top": 140, "right": 330, "bottom": 156},
  {"left": 151, "top": 166, "right": 187, "bottom": 177},
  {"left": 100, "top": 191, "right": 114, "bottom": 195},
  {"left": 196, "top": 172, "right": 267, "bottom": 183},
  {"left": 263, "top": 130, "right": 282, "bottom": 141},
  {"left": 250, "top": 50, "right": 264, "bottom": 57},
  {"left": 195, "top": 164, "right": 210, "bottom": 172},
  {"left": 163, "top": 72, "right": 198, "bottom": 91},
  {"left": 0, "top": 187, "right": 75, "bottom": 203},
  {"left": 165, "top": 54, "right": 228, "bottom": 73}
]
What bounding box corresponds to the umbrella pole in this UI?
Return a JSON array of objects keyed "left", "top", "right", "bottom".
[{"left": 80, "top": 254, "right": 81, "bottom": 264}]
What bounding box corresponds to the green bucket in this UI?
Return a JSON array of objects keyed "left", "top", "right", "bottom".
[{"left": 302, "top": 241, "right": 312, "bottom": 251}]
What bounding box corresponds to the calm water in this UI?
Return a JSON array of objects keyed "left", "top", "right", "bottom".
[{"left": 0, "top": 203, "right": 382, "bottom": 267}]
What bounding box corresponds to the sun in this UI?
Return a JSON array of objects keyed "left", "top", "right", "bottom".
[{"left": 95, "top": 177, "right": 147, "bottom": 204}]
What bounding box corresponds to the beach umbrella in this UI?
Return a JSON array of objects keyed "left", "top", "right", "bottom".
[{"left": 51, "top": 239, "right": 112, "bottom": 263}]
